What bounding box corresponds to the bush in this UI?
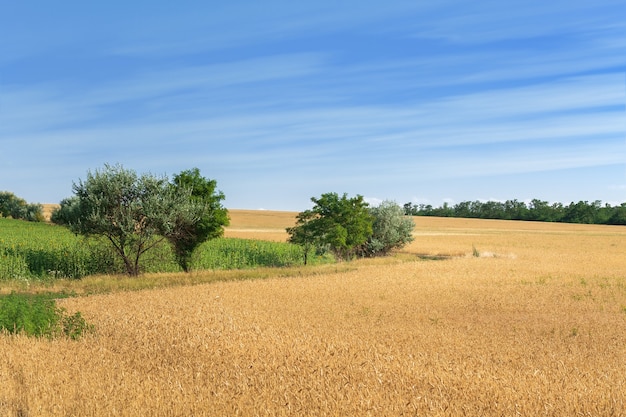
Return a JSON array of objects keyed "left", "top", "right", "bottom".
[
  {"left": 0, "top": 292, "right": 93, "bottom": 339},
  {"left": 361, "top": 200, "right": 415, "bottom": 257},
  {"left": 287, "top": 193, "right": 373, "bottom": 261}
]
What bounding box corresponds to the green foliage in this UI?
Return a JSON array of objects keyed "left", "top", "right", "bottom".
[
  {"left": 607, "top": 204, "right": 626, "bottom": 225},
  {"left": 193, "top": 238, "right": 329, "bottom": 270},
  {"left": 167, "top": 168, "right": 230, "bottom": 272},
  {"left": 57, "top": 164, "right": 209, "bottom": 276},
  {"left": 361, "top": 200, "right": 414, "bottom": 257},
  {"left": 50, "top": 196, "right": 82, "bottom": 225},
  {"left": 288, "top": 193, "right": 373, "bottom": 261},
  {"left": 0, "top": 191, "right": 44, "bottom": 222},
  {"left": 0, "top": 217, "right": 114, "bottom": 280},
  {"left": 0, "top": 217, "right": 328, "bottom": 280},
  {"left": 286, "top": 210, "right": 318, "bottom": 265},
  {"left": 0, "top": 292, "right": 93, "bottom": 339},
  {"left": 60, "top": 311, "right": 94, "bottom": 340},
  {"left": 404, "top": 198, "right": 626, "bottom": 225}
]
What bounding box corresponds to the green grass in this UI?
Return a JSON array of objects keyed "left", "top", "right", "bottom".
[{"left": 0, "top": 217, "right": 332, "bottom": 281}]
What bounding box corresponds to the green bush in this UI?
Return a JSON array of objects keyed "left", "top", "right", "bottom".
[
  {"left": 361, "top": 200, "right": 415, "bottom": 257},
  {"left": 0, "top": 293, "right": 93, "bottom": 339}
]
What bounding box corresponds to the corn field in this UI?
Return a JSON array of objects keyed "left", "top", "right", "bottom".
[
  {"left": 0, "top": 218, "right": 315, "bottom": 280},
  {"left": 0, "top": 218, "right": 104, "bottom": 280}
]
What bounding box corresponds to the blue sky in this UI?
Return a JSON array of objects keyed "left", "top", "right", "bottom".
[{"left": 1, "top": 1, "right": 624, "bottom": 210}]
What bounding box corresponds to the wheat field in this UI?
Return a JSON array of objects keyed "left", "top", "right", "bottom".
[{"left": 2, "top": 212, "right": 626, "bottom": 416}]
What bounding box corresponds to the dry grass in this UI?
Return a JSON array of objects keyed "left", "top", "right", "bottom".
[{"left": 2, "top": 215, "right": 626, "bottom": 416}]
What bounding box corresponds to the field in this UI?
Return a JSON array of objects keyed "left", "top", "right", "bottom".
[
  {"left": 0, "top": 210, "right": 310, "bottom": 281},
  {"left": 2, "top": 212, "right": 626, "bottom": 416}
]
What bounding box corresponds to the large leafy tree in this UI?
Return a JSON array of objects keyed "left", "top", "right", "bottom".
[
  {"left": 287, "top": 192, "right": 373, "bottom": 261},
  {"left": 55, "top": 164, "right": 209, "bottom": 276},
  {"left": 166, "top": 168, "right": 229, "bottom": 272}
]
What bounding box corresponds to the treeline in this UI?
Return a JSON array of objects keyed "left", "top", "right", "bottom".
[
  {"left": 0, "top": 191, "right": 44, "bottom": 222},
  {"left": 403, "top": 199, "right": 626, "bottom": 225}
]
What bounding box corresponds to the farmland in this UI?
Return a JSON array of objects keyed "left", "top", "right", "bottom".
[
  {"left": 1, "top": 212, "right": 626, "bottom": 416},
  {"left": 0, "top": 210, "right": 313, "bottom": 281}
]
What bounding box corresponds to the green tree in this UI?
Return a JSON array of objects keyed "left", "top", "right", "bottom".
[
  {"left": 287, "top": 192, "right": 373, "bottom": 261},
  {"left": 607, "top": 203, "right": 626, "bottom": 225},
  {"left": 0, "top": 191, "right": 44, "bottom": 222},
  {"left": 59, "top": 164, "right": 202, "bottom": 276},
  {"left": 286, "top": 210, "right": 317, "bottom": 265},
  {"left": 51, "top": 196, "right": 82, "bottom": 226},
  {"left": 166, "top": 168, "right": 230, "bottom": 272},
  {"left": 361, "top": 200, "right": 415, "bottom": 257}
]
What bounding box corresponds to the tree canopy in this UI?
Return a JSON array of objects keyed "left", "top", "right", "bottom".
[
  {"left": 166, "top": 168, "right": 229, "bottom": 272},
  {"left": 404, "top": 199, "right": 626, "bottom": 225},
  {"left": 53, "top": 164, "right": 228, "bottom": 275},
  {"left": 287, "top": 193, "right": 373, "bottom": 261},
  {"left": 0, "top": 191, "right": 44, "bottom": 222}
]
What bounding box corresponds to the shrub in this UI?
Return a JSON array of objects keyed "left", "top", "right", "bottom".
[
  {"left": 0, "top": 293, "right": 93, "bottom": 339},
  {"left": 360, "top": 200, "right": 415, "bottom": 257}
]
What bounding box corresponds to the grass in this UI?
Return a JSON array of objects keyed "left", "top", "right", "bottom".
[
  {"left": 1, "top": 214, "right": 626, "bottom": 415},
  {"left": 0, "top": 262, "right": 361, "bottom": 297}
]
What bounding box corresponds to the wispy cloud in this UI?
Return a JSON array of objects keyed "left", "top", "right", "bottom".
[
  {"left": 1, "top": 1, "right": 624, "bottom": 207},
  {"left": 410, "top": 0, "right": 626, "bottom": 44}
]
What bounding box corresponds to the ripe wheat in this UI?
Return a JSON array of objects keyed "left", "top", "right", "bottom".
[{"left": 1, "top": 216, "right": 625, "bottom": 416}]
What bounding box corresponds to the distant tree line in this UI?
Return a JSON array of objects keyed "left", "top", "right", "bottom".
[
  {"left": 0, "top": 191, "right": 44, "bottom": 222},
  {"left": 403, "top": 199, "right": 626, "bottom": 225}
]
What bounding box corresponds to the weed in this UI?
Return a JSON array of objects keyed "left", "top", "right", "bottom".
[{"left": 0, "top": 292, "right": 93, "bottom": 339}]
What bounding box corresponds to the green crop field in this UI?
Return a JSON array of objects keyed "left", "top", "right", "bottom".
[
  {"left": 0, "top": 218, "right": 96, "bottom": 280},
  {"left": 0, "top": 217, "right": 322, "bottom": 281}
]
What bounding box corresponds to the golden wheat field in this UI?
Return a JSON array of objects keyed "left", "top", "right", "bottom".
[{"left": 2, "top": 211, "right": 626, "bottom": 416}]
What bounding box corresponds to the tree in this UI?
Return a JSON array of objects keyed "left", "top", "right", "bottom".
[
  {"left": 0, "top": 191, "right": 44, "bottom": 222},
  {"left": 166, "top": 168, "right": 230, "bottom": 272},
  {"left": 51, "top": 197, "right": 82, "bottom": 226},
  {"left": 58, "top": 164, "right": 205, "bottom": 276},
  {"left": 562, "top": 200, "right": 600, "bottom": 224},
  {"left": 287, "top": 192, "right": 373, "bottom": 261},
  {"left": 607, "top": 203, "right": 626, "bottom": 225},
  {"left": 286, "top": 210, "right": 317, "bottom": 265},
  {"left": 361, "top": 200, "right": 415, "bottom": 257}
]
